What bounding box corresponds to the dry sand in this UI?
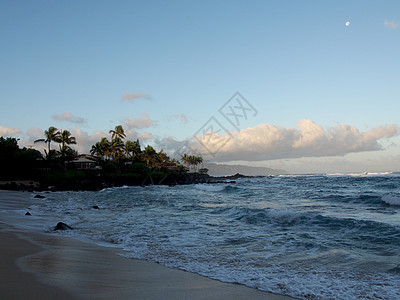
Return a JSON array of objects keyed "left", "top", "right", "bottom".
[{"left": 0, "top": 190, "right": 294, "bottom": 299}]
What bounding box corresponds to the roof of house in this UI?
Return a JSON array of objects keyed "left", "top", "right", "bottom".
[{"left": 74, "top": 157, "right": 96, "bottom": 163}]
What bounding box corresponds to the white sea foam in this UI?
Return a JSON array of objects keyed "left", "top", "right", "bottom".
[
  {"left": 382, "top": 194, "right": 400, "bottom": 206},
  {"left": 194, "top": 184, "right": 225, "bottom": 192},
  {"left": 327, "top": 171, "right": 396, "bottom": 177}
]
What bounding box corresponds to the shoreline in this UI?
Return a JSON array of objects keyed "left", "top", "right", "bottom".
[
  {"left": 0, "top": 190, "right": 294, "bottom": 299},
  {"left": 0, "top": 172, "right": 254, "bottom": 192}
]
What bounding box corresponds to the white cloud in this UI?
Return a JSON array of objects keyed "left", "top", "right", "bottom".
[
  {"left": 0, "top": 126, "right": 22, "bottom": 137},
  {"left": 192, "top": 119, "right": 399, "bottom": 161},
  {"left": 138, "top": 132, "right": 152, "bottom": 141},
  {"left": 167, "top": 113, "right": 189, "bottom": 124},
  {"left": 69, "top": 128, "right": 107, "bottom": 154},
  {"left": 155, "top": 136, "right": 186, "bottom": 151},
  {"left": 121, "top": 92, "right": 151, "bottom": 103},
  {"left": 52, "top": 112, "right": 86, "bottom": 124},
  {"left": 384, "top": 19, "right": 399, "bottom": 29},
  {"left": 124, "top": 113, "right": 153, "bottom": 130}
]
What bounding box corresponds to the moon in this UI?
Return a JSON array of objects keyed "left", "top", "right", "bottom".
[{"left": 345, "top": 21, "right": 350, "bottom": 27}]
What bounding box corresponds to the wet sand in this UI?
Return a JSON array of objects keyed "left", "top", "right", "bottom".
[{"left": 0, "top": 190, "right": 294, "bottom": 299}]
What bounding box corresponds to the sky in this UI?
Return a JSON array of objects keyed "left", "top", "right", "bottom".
[{"left": 1, "top": 0, "right": 400, "bottom": 173}]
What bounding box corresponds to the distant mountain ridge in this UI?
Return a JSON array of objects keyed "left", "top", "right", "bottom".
[{"left": 204, "top": 163, "right": 287, "bottom": 176}]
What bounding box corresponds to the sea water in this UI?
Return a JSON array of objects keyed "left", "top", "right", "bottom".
[{"left": 16, "top": 173, "right": 400, "bottom": 299}]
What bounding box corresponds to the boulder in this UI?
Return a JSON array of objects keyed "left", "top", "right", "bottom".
[
  {"left": 92, "top": 205, "right": 100, "bottom": 209},
  {"left": 54, "top": 222, "right": 73, "bottom": 231}
]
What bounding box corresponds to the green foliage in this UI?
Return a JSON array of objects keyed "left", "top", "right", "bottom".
[
  {"left": 42, "top": 170, "right": 87, "bottom": 185},
  {"left": 148, "top": 171, "right": 167, "bottom": 180},
  {"left": 181, "top": 153, "right": 203, "bottom": 172},
  {"left": 0, "top": 137, "right": 43, "bottom": 179},
  {"left": 128, "top": 162, "right": 150, "bottom": 175},
  {"left": 199, "top": 168, "right": 209, "bottom": 174},
  {"left": 102, "top": 161, "right": 119, "bottom": 174}
]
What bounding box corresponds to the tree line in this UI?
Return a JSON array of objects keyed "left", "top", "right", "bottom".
[{"left": 0, "top": 125, "right": 206, "bottom": 184}]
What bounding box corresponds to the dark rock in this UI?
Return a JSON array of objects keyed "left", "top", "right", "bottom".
[
  {"left": 54, "top": 222, "right": 73, "bottom": 231},
  {"left": 25, "top": 212, "right": 31, "bottom": 216},
  {"left": 92, "top": 205, "right": 100, "bottom": 209},
  {"left": 34, "top": 194, "right": 45, "bottom": 199}
]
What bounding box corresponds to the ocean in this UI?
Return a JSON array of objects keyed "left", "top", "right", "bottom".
[{"left": 13, "top": 173, "right": 400, "bottom": 299}]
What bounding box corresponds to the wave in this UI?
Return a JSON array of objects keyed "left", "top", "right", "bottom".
[
  {"left": 195, "top": 184, "right": 225, "bottom": 192},
  {"left": 321, "top": 194, "right": 384, "bottom": 206},
  {"left": 381, "top": 195, "right": 400, "bottom": 206},
  {"left": 99, "top": 185, "right": 131, "bottom": 192},
  {"left": 194, "top": 184, "right": 240, "bottom": 193},
  {"left": 326, "top": 171, "right": 396, "bottom": 177}
]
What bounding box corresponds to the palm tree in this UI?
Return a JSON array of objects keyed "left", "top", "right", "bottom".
[
  {"left": 110, "top": 136, "right": 125, "bottom": 162},
  {"left": 191, "top": 155, "right": 203, "bottom": 173},
  {"left": 181, "top": 154, "right": 203, "bottom": 172},
  {"left": 181, "top": 153, "right": 191, "bottom": 170},
  {"left": 156, "top": 150, "right": 170, "bottom": 170},
  {"left": 90, "top": 142, "right": 104, "bottom": 159},
  {"left": 125, "top": 139, "right": 141, "bottom": 161},
  {"left": 142, "top": 145, "right": 157, "bottom": 169},
  {"left": 99, "top": 137, "right": 111, "bottom": 160},
  {"left": 34, "top": 126, "right": 60, "bottom": 157},
  {"left": 109, "top": 125, "right": 126, "bottom": 140},
  {"left": 57, "top": 130, "right": 77, "bottom": 150},
  {"left": 90, "top": 137, "right": 112, "bottom": 164}
]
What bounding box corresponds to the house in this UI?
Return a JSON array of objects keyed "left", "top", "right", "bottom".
[{"left": 73, "top": 155, "right": 100, "bottom": 170}]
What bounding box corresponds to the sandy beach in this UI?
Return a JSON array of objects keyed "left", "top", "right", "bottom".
[{"left": 0, "top": 190, "right": 293, "bottom": 299}]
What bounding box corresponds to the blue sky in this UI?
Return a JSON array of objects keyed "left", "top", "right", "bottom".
[{"left": 1, "top": 0, "right": 399, "bottom": 173}]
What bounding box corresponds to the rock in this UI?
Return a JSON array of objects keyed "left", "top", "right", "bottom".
[
  {"left": 54, "top": 222, "right": 73, "bottom": 231},
  {"left": 34, "top": 194, "right": 45, "bottom": 199},
  {"left": 25, "top": 212, "right": 31, "bottom": 216},
  {"left": 92, "top": 205, "right": 100, "bottom": 209}
]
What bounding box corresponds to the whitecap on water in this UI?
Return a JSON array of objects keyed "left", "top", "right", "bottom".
[
  {"left": 381, "top": 194, "right": 400, "bottom": 206},
  {"left": 194, "top": 184, "right": 225, "bottom": 192}
]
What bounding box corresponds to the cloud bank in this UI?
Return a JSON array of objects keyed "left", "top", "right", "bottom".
[
  {"left": 193, "top": 119, "right": 399, "bottom": 161},
  {"left": 384, "top": 19, "right": 399, "bottom": 29},
  {"left": 123, "top": 113, "right": 153, "bottom": 129},
  {"left": 52, "top": 112, "right": 86, "bottom": 124},
  {"left": 121, "top": 92, "right": 151, "bottom": 103},
  {"left": 0, "top": 126, "right": 21, "bottom": 137}
]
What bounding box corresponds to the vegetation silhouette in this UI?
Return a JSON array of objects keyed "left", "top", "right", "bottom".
[{"left": 1, "top": 125, "right": 210, "bottom": 191}]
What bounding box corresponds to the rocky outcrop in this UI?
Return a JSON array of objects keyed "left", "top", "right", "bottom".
[{"left": 53, "top": 222, "right": 73, "bottom": 231}]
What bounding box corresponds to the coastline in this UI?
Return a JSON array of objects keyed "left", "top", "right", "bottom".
[
  {"left": 0, "top": 190, "right": 294, "bottom": 299},
  {"left": 0, "top": 173, "right": 249, "bottom": 192}
]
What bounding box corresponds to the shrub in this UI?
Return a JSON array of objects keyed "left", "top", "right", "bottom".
[{"left": 128, "top": 162, "right": 150, "bottom": 175}]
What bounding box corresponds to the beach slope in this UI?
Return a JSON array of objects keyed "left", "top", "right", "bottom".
[{"left": 0, "top": 191, "right": 293, "bottom": 299}]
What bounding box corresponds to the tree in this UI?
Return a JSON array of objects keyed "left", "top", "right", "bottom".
[
  {"left": 181, "top": 153, "right": 191, "bottom": 169},
  {"left": 0, "top": 137, "right": 43, "bottom": 179},
  {"left": 109, "top": 125, "right": 126, "bottom": 140},
  {"left": 56, "top": 130, "right": 77, "bottom": 150},
  {"left": 34, "top": 126, "right": 60, "bottom": 156},
  {"left": 199, "top": 168, "right": 209, "bottom": 175},
  {"left": 181, "top": 153, "right": 203, "bottom": 172},
  {"left": 191, "top": 155, "right": 203, "bottom": 173},
  {"left": 142, "top": 145, "right": 157, "bottom": 169},
  {"left": 156, "top": 150, "right": 171, "bottom": 170},
  {"left": 110, "top": 136, "right": 125, "bottom": 162},
  {"left": 125, "top": 139, "right": 141, "bottom": 161},
  {"left": 56, "top": 130, "right": 77, "bottom": 167},
  {"left": 90, "top": 142, "right": 104, "bottom": 160},
  {"left": 99, "top": 137, "right": 111, "bottom": 160}
]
